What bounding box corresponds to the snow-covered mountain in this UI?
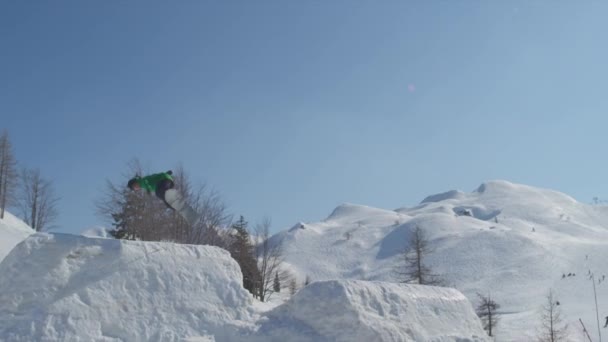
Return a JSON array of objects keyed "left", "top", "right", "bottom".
[{"left": 275, "top": 180, "right": 608, "bottom": 341}]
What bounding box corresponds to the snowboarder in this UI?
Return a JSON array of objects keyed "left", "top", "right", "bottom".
[
  {"left": 127, "top": 170, "right": 200, "bottom": 225},
  {"left": 127, "top": 171, "right": 175, "bottom": 209},
  {"left": 604, "top": 316, "right": 608, "bottom": 328}
]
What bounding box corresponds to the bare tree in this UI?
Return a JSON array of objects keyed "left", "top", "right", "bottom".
[
  {"left": 254, "top": 217, "right": 284, "bottom": 302},
  {"left": 538, "top": 289, "right": 568, "bottom": 342},
  {"left": 476, "top": 293, "right": 500, "bottom": 337},
  {"left": 19, "top": 168, "right": 59, "bottom": 231},
  {"left": 171, "top": 166, "right": 232, "bottom": 246},
  {"left": 394, "top": 225, "right": 443, "bottom": 285},
  {"left": 0, "top": 130, "right": 18, "bottom": 219}
]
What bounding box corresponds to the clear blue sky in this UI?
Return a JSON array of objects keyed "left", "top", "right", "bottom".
[{"left": 2, "top": 1, "right": 607, "bottom": 234}]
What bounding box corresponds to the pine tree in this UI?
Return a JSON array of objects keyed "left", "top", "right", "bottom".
[
  {"left": 230, "top": 216, "right": 260, "bottom": 297},
  {"left": 108, "top": 190, "right": 141, "bottom": 240}
]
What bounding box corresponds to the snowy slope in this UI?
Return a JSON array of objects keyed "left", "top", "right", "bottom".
[
  {"left": 274, "top": 180, "right": 608, "bottom": 341},
  {"left": 0, "top": 211, "right": 34, "bottom": 262}
]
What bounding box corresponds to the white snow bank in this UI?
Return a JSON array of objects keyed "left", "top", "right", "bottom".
[
  {"left": 0, "top": 233, "right": 255, "bottom": 342},
  {"left": 0, "top": 211, "right": 34, "bottom": 262},
  {"left": 254, "top": 280, "right": 489, "bottom": 342}
]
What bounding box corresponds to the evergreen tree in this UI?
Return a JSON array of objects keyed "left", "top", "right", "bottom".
[
  {"left": 230, "top": 215, "right": 260, "bottom": 297},
  {"left": 108, "top": 189, "right": 142, "bottom": 240}
]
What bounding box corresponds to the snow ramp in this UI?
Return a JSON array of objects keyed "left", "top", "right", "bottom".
[
  {"left": 0, "top": 233, "right": 254, "bottom": 342},
  {"left": 254, "top": 280, "right": 489, "bottom": 342}
]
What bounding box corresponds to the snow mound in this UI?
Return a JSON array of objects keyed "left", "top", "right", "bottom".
[
  {"left": 0, "top": 233, "right": 254, "bottom": 342},
  {"left": 326, "top": 203, "right": 396, "bottom": 222},
  {"left": 0, "top": 211, "right": 34, "bottom": 262},
  {"left": 256, "top": 280, "right": 489, "bottom": 342}
]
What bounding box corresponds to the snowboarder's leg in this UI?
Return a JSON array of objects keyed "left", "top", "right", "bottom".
[{"left": 155, "top": 179, "right": 175, "bottom": 209}]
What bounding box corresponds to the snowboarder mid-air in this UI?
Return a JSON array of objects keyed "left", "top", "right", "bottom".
[
  {"left": 127, "top": 170, "right": 200, "bottom": 225},
  {"left": 127, "top": 170, "right": 175, "bottom": 209}
]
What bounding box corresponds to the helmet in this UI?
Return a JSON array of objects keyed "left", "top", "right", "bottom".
[{"left": 127, "top": 178, "right": 139, "bottom": 190}]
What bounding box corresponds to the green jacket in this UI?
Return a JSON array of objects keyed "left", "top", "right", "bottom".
[{"left": 135, "top": 172, "right": 173, "bottom": 193}]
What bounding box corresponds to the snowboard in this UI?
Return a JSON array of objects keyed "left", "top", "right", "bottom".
[{"left": 164, "top": 189, "right": 200, "bottom": 225}]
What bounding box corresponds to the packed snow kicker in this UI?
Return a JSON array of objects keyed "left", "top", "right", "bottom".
[
  {"left": 0, "top": 233, "right": 256, "bottom": 341},
  {"left": 3, "top": 180, "right": 608, "bottom": 341}
]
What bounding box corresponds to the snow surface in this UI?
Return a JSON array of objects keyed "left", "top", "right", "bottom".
[{"left": 0, "top": 227, "right": 487, "bottom": 341}]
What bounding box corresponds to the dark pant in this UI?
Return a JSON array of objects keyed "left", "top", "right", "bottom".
[{"left": 155, "top": 179, "right": 175, "bottom": 208}]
